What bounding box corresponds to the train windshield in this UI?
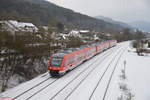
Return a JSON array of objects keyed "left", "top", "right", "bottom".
[{"left": 51, "top": 58, "right": 62, "bottom": 67}]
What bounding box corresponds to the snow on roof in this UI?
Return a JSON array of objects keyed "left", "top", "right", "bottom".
[
  {"left": 106, "top": 34, "right": 111, "bottom": 36},
  {"left": 0, "top": 21, "right": 3, "bottom": 23},
  {"left": 70, "top": 30, "right": 79, "bottom": 34},
  {"left": 8, "top": 20, "right": 18, "bottom": 25},
  {"left": 68, "top": 30, "right": 81, "bottom": 37},
  {"left": 79, "top": 30, "right": 89, "bottom": 33},
  {"left": 1, "top": 20, "right": 38, "bottom": 32},
  {"left": 8, "top": 20, "right": 35, "bottom": 28}
]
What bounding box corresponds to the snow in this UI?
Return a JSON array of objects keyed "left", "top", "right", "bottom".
[
  {"left": 66, "top": 48, "right": 121, "bottom": 100},
  {"left": 106, "top": 43, "right": 150, "bottom": 100},
  {"left": 68, "top": 30, "right": 81, "bottom": 37},
  {"left": 26, "top": 46, "right": 119, "bottom": 100},
  {"left": 79, "top": 30, "right": 89, "bottom": 33},
  {"left": 1, "top": 41, "right": 150, "bottom": 100},
  {"left": 0, "top": 72, "right": 50, "bottom": 98},
  {"left": 7, "top": 74, "right": 27, "bottom": 89},
  {"left": 125, "top": 47, "right": 150, "bottom": 100},
  {"left": 8, "top": 20, "right": 35, "bottom": 28},
  {"left": 1, "top": 20, "right": 39, "bottom": 32}
]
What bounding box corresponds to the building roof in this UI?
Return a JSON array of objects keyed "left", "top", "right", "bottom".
[
  {"left": 79, "top": 30, "right": 89, "bottom": 33},
  {"left": 1, "top": 20, "right": 38, "bottom": 32},
  {"left": 8, "top": 20, "right": 35, "bottom": 28}
]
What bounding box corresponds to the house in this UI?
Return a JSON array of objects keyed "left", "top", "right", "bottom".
[
  {"left": 68, "top": 30, "right": 81, "bottom": 37},
  {"left": 0, "top": 20, "right": 38, "bottom": 34},
  {"left": 79, "top": 30, "right": 90, "bottom": 34}
]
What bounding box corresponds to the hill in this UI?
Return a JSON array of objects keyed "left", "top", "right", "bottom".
[
  {"left": 0, "top": 0, "right": 124, "bottom": 32},
  {"left": 128, "top": 21, "right": 150, "bottom": 32},
  {"left": 95, "top": 15, "right": 130, "bottom": 28}
]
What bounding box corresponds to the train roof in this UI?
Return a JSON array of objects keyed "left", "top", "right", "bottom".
[
  {"left": 57, "top": 48, "right": 80, "bottom": 54},
  {"left": 52, "top": 53, "right": 66, "bottom": 58},
  {"left": 80, "top": 45, "right": 90, "bottom": 49},
  {"left": 68, "top": 48, "right": 80, "bottom": 51},
  {"left": 51, "top": 40, "right": 116, "bottom": 58},
  {"left": 58, "top": 50, "right": 72, "bottom": 54}
]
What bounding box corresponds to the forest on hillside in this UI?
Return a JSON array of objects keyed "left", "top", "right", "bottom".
[{"left": 0, "top": 0, "right": 124, "bottom": 33}]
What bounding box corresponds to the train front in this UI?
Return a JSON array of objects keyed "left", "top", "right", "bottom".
[{"left": 48, "top": 53, "right": 65, "bottom": 77}]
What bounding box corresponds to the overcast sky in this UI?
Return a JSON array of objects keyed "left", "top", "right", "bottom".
[{"left": 47, "top": 0, "right": 150, "bottom": 23}]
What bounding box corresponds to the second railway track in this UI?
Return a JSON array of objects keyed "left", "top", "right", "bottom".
[
  {"left": 26, "top": 45, "right": 120, "bottom": 100},
  {"left": 52, "top": 45, "right": 126, "bottom": 100},
  {"left": 1, "top": 43, "right": 126, "bottom": 100}
]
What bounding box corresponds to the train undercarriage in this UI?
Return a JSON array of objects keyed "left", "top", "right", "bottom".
[{"left": 49, "top": 70, "right": 60, "bottom": 77}]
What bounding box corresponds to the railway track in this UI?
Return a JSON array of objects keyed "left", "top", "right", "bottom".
[
  {"left": 89, "top": 46, "right": 127, "bottom": 100},
  {"left": 1, "top": 43, "right": 124, "bottom": 100},
  {"left": 46, "top": 44, "right": 126, "bottom": 100},
  {"left": 102, "top": 47, "right": 127, "bottom": 100},
  {"left": 49, "top": 50, "right": 118, "bottom": 100},
  {"left": 65, "top": 48, "right": 123, "bottom": 100},
  {"left": 46, "top": 46, "right": 123, "bottom": 100},
  {"left": 12, "top": 77, "right": 52, "bottom": 100},
  {"left": 26, "top": 46, "right": 120, "bottom": 100},
  {"left": 54, "top": 46, "right": 125, "bottom": 100}
]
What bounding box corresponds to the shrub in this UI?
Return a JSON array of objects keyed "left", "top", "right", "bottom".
[{"left": 132, "top": 41, "right": 138, "bottom": 48}]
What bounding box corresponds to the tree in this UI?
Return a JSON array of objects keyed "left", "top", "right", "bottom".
[
  {"left": 0, "top": 31, "right": 21, "bottom": 92},
  {"left": 112, "top": 33, "right": 124, "bottom": 42},
  {"left": 148, "top": 41, "right": 150, "bottom": 48},
  {"left": 56, "top": 22, "right": 64, "bottom": 32},
  {"left": 122, "top": 28, "right": 133, "bottom": 40},
  {"left": 67, "top": 36, "right": 83, "bottom": 48},
  {"left": 0, "top": 31, "right": 51, "bottom": 92},
  {"left": 134, "top": 29, "right": 145, "bottom": 40}
]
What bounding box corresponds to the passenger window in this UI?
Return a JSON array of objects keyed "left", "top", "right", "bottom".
[{"left": 65, "top": 56, "right": 74, "bottom": 66}]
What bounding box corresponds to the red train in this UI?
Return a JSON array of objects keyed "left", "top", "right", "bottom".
[{"left": 48, "top": 40, "right": 117, "bottom": 77}]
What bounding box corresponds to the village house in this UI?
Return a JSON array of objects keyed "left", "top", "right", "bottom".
[
  {"left": 0, "top": 20, "right": 38, "bottom": 35},
  {"left": 79, "top": 30, "right": 90, "bottom": 34},
  {"left": 68, "top": 30, "right": 81, "bottom": 37}
]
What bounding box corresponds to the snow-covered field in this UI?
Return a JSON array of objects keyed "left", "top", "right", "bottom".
[
  {"left": 105, "top": 43, "right": 150, "bottom": 100},
  {"left": 125, "top": 46, "right": 150, "bottom": 100},
  {"left": 0, "top": 42, "right": 150, "bottom": 100}
]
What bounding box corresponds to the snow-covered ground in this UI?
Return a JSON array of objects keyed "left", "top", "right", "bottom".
[
  {"left": 106, "top": 43, "right": 150, "bottom": 100},
  {"left": 125, "top": 45, "right": 150, "bottom": 100},
  {"left": 0, "top": 42, "right": 150, "bottom": 100}
]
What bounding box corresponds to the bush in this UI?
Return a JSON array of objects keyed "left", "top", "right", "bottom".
[
  {"left": 148, "top": 42, "right": 150, "bottom": 48},
  {"left": 132, "top": 41, "right": 138, "bottom": 48}
]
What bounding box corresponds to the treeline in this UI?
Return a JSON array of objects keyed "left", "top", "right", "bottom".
[
  {"left": 0, "top": 0, "right": 124, "bottom": 32},
  {"left": 113, "top": 28, "right": 146, "bottom": 42},
  {"left": 0, "top": 27, "right": 87, "bottom": 92},
  {"left": 0, "top": 30, "right": 54, "bottom": 92}
]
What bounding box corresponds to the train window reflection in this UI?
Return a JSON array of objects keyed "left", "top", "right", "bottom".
[{"left": 51, "top": 58, "right": 62, "bottom": 66}]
